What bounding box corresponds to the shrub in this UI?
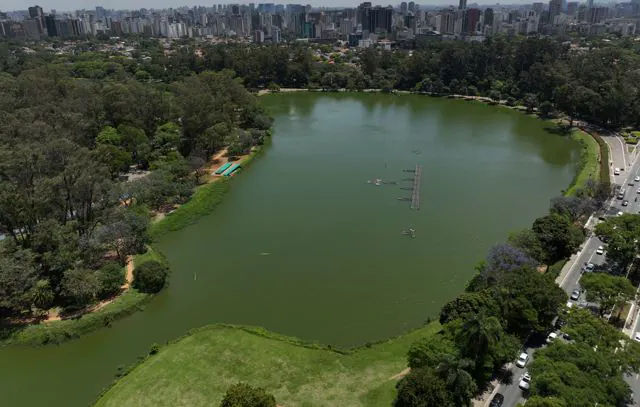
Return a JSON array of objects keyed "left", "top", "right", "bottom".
[
  {"left": 60, "top": 268, "right": 101, "bottom": 309},
  {"left": 149, "top": 343, "right": 160, "bottom": 355},
  {"left": 132, "top": 260, "right": 169, "bottom": 293},
  {"left": 220, "top": 383, "right": 276, "bottom": 407},
  {"left": 98, "top": 262, "right": 125, "bottom": 299}
]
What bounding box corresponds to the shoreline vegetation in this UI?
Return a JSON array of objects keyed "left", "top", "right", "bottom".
[
  {"left": 0, "top": 92, "right": 600, "bottom": 351},
  {"left": 94, "top": 92, "right": 609, "bottom": 407},
  {"left": 0, "top": 143, "right": 266, "bottom": 348}
]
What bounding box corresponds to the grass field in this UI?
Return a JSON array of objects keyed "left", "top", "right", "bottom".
[
  {"left": 565, "top": 128, "right": 600, "bottom": 196},
  {"left": 95, "top": 322, "right": 440, "bottom": 407}
]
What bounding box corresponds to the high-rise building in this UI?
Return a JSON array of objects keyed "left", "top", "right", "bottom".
[
  {"left": 459, "top": 0, "right": 467, "bottom": 10},
  {"left": 408, "top": 1, "right": 415, "bottom": 13},
  {"left": 369, "top": 5, "right": 392, "bottom": 33},
  {"left": 484, "top": 8, "right": 494, "bottom": 28},
  {"left": 253, "top": 29, "right": 264, "bottom": 42},
  {"left": 549, "top": 0, "right": 562, "bottom": 21},
  {"left": 567, "top": 2, "right": 579, "bottom": 15},
  {"left": 44, "top": 14, "right": 58, "bottom": 36},
  {"left": 357, "top": 2, "right": 372, "bottom": 32},
  {"left": 532, "top": 2, "right": 544, "bottom": 13},
  {"left": 463, "top": 8, "right": 480, "bottom": 32},
  {"left": 28, "top": 5, "right": 45, "bottom": 34},
  {"left": 400, "top": 2, "right": 408, "bottom": 15}
]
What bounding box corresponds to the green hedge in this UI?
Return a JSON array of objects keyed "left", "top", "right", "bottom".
[
  {"left": 565, "top": 129, "right": 600, "bottom": 196},
  {"left": 591, "top": 132, "right": 611, "bottom": 187}
]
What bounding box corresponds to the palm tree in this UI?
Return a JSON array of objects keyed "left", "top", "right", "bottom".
[{"left": 456, "top": 312, "right": 503, "bottom": 360}]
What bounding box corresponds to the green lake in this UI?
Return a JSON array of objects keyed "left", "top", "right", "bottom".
[{"left": 0, "top": 93, "right": 581, "bottom": 407}]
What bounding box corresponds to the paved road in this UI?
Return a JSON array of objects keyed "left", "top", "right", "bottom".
[{"left": 490, "top": 134, "right": 640, "bottom": 407}]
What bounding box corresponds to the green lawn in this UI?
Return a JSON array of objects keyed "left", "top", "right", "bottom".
[
  {"left": 565, "top": 128, "right": 600, "bottom": 196},
  {"left": 95, "top": 322, "right": 440, "bottom": 407}
]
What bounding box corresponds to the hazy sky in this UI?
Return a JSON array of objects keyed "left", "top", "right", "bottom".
[{"left": 4, "top": 0, "right": 516, "bottom": 13}]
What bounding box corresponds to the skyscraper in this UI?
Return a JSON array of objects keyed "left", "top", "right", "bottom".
[
  {"left": 459, "top": 0, "right": 467, "bottom": 10},
  {"left": 28, "top": 5, "right": 45, "bottom": 34},
  {"left": 549, "top": 0, "right": 562, "bottom": 21}
]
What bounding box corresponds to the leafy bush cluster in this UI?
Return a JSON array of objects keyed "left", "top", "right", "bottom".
[{"left": 394, "top": 185, "right": 617, "bottom": 406}]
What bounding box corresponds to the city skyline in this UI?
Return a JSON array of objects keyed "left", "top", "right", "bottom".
[{"left": 3, "top": 0, "right": 554, "bottom": 14}]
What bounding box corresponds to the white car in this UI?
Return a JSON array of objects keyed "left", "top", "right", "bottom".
[
  {"left": 635, "top": 332, "right": 640, "bottom": 342},
  {"left": 516, "top": 352, "right": 529, "bottom": 368},
  {"left": 596, "top": 246, "right": 604, "bottom": 255},
  {"left": 519, "top": 373, "right": 532, "bottom": 390},
  {"left": 570, "top": 289, "right": 580, "bottom": 300},
  {"left": 583, "top": 262, "right": 595, "bottom": 272},
  {"left": 547, "top": 332, "right": 558, "bottom": 343},
  {"left": 614, "top": 168, "right": 621, "bottom": 175},
  {"left": 635, "top": 176, "right": 640, "bottom": 182}
]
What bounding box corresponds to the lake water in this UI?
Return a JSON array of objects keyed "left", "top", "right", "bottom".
[{"left": 0, "top": 93, "right": 580, "bottom": 407}]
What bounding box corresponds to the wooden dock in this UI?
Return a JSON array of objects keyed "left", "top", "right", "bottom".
[{"left": 410, "top": 164, "right": 421, "bottom": 210}]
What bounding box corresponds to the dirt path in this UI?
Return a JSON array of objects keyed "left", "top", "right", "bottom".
[
  {"left": 388, "top": 367, "right": 411, "bottom": 381},
  {"left": 44, "top": 256, "right": 135, "bottom": 323},
  {"left": 123, "top": 255, "right": 134, "bottom": 289}
]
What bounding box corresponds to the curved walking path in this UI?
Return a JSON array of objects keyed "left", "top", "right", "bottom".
[{"left": 45, "top": 256, "right": 135, "bottom": 323}]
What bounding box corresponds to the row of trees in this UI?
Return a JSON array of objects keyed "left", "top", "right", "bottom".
[
  {"left": 7, "top": 37, "right": 638, "bottom": 129},
  {"left": 525, "top": 307, "right": 640, "bottom": 406},
  {"left": 0, "top": 45, "right": 272, "bottom": 320},
  {"left": 393, "top": 181, "right": 633, "bottom": 405},
  {"left": 190, "top": 39, "right": 640, "bottom": 129}
]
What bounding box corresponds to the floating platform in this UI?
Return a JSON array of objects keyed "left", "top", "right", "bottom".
[
  {"left": 214, "top": 162, "right": 233, "bottom": 175},
  {"left": 222, "top": 163, "right": 241, "bottom": 176},
  {"left": 411, "top": 164, "right": 421, "bottom": 210}
]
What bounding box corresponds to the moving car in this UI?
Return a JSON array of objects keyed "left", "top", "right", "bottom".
[
  {"left": 516, "top": 352, "right": 529, "bottom": 368},
  {"left": 623, "top": 200, "right": 629, "bottom": 206},
  {"left": 637, "top": 188, "right": 640, "bottom": 194},
  {"left": 570, "top": 289, "right": 580, "bottom": 301},
  {"left": 519, "top": 373, "right": 532, "bottom": 390},
  {"left": 635, "top": 176, "right": 640, "bottom": 182},
  {"left": 547, "top": 332, "right": 558, "bottom": 343},
  {"left": 615, "top": 168, "right": 621, "bottom": 175},
  {"left": 596, "top": 246, "right": 604, "bottom": 255},
  {"left": 489, "top": 393, "right": 504, "bottom": 407}
]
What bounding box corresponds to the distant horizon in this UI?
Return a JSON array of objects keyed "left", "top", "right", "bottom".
[{"left": 5, "top": 0, "right": 549, "bottom": 14}]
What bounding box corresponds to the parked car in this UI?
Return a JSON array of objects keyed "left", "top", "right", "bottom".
[
  {"left": 516, "top": 352, "right": 529, "bottom": 368},
  {"left": 635, "top": 332, "right": 640, "bottom": 343},
  {"left": 596, "top": 246, "right": 604, "bottom": 255},
  {"left": 623, "top": 200, "right": 629, "bottom": 206},
  {"left": 519, "top": 373, "right": 532, "bottom": 390},
  {"left": 570, "top": 289, "right": 580, "bottom": 301},
  {"left": 635, "top": 176, "right": 639, "bottom": 182},
  {"left": 614, "top": 168, "right": 621, "bottom": 175},
  {"left": 583, "top": 262, "right": 595, "bottom": 272},
  {"left": 547, "top": 332, "right": 558, "bottom": 343},
  {"left": 489, "top": 393, "right": 505, "bottom": 407}
]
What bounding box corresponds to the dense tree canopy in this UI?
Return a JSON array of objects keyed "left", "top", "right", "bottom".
[
  {"left": 0, "top": 42, "right": 272, "bottom": 319},
  {"left": 595, "top": 213, "right": 640, "bottom": 268}
]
